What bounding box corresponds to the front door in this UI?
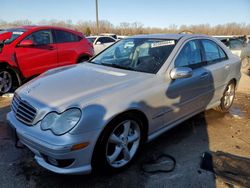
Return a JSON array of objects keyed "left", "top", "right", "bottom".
[
  {"left": 163, "top": 39, "right": 213, "bottom": 127},
  {"left": 15, "top": 29, "right": 58, "bottom": 78}
]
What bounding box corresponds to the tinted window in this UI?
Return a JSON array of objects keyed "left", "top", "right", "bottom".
[
  {"left": 201, "top": 40, "right": 227, "bottom": 64},
  {"left": 25, "top": 30, "right": 53, "bottom": 45},
  {"left": 175, "top": 40, "right": 202, "bottom": 68},
  {"left": 96, "top": 37, "right": 115, "bottom": 44},
  {"left": 55, "top": 30, "right": 79, "bottom": 43}
]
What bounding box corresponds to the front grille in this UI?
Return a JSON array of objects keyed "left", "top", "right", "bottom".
[{"left": 12, "top": 94, "right": 37, "bottom": 125}]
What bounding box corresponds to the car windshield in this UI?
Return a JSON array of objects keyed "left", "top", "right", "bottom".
[
  {"left": 4, "top": 28, "right": 27, "bottom": 44},
  {"left": 87, "top": 37, "right": 96, "bottom": 43},
  {"left": 90, "top": 38, "right": 177, "bottom": 74}
]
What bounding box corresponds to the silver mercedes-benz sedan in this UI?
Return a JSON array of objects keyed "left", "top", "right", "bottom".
[{"left": 7, "top": 34, "right": 241, "bottom": 175}]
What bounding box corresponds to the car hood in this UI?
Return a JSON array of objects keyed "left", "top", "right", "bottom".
[{"left": 17, "top": 63, "right": 149, "bottom": 110}]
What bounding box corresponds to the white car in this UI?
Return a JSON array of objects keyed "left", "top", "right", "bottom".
[{"left": 87, "top": 36, "right": 116, "bottom": 55}]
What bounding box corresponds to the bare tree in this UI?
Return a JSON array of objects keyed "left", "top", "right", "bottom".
[{"left": 0, "top": 20, "right": 249, "bottom": 36}]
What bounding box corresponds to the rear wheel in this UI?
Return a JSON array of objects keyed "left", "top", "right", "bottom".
[
  {"left": 0, "top": 69, "right": 13, "bottom": 95},
  {"left": 215, "top": 81, "right": 236, "bottom": 113},
  {"left": 93, "top": 114, "right": 143, "bottom": 173}
]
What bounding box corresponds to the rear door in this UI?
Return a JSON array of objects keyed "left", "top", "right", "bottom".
[
  {"left": 15, "top": 29, "right": 58, "bottom": 78},
  {"left": 54, "top": 29, "right": 81, "bottom": 66},
  {"left": 200, "top": 39, "right": 230, "bottom": 105}
]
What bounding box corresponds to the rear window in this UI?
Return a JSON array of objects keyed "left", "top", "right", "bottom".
[
  {"left": 96, "top": 37, "right": 115, "bottom": 44},
  {"left": 87, "top": 37, "right": 96, "bottom": 43},
  {"left": 55, "top": 30, "right": 80, "bottom": 43}
]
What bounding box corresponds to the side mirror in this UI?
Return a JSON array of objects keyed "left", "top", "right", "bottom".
[
  {"left": 96, "top": 41, "right": 101, "bottom": 45},
  {"left": 170, "top": 67, "right": 192, "bottom": 80},
  {"left": 18, "top": 40, "right": 34, "bottom": 47}
]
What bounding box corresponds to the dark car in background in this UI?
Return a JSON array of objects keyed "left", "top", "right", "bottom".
[{"left": 0, "top": 26, "right": 94, "bottom": 94}]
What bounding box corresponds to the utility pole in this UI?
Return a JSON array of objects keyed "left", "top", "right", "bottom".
[{"left": 95, "top": 0, "right": 99, "bottom": 34}]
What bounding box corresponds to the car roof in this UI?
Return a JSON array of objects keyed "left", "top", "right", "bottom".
[
  {"left": 87, "top": 36, "right": 98, "bottom": 38},
  {"left": 129, "top": 34, "right": 208, "bottom": 40},
  {"left": 12, "top": 25, "right": 81, "bottom": 34},
  {"left": 87, "top": 35, "right": 114, "bottom": 38}
]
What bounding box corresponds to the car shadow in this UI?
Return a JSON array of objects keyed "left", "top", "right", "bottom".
[{"left": 18, "top": 112, "right": 215, "bottom": 188}]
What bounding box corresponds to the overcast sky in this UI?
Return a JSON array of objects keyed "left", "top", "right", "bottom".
[{"left": 2, "top": 0, "right": 250, "bottom": 27}]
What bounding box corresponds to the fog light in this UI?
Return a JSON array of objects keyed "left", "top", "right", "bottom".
[
  {"left": 71, "top": 142, "right": 89, "bottom": 151},
  {"left": 47, "top": 156, "right": 58, "bottom": 166}
]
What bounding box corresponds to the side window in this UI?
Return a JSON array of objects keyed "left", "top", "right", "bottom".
[
  {"left": 229, "top": 39, "right": 243, "bottom": 50},
  {"left": 55, "top": 30, "right": 79, "bottom": 43},
  {"left": 103, "top": 37, "right": 115, "bottom": 43},
  {"left": 24, "top": 30, "right": 53, "bottom": 45},
  {"left": 96, "top": 37, "right": 104, "bottom": 44},
  {"left": 175, "top": 40, "right": 202, "bottom": 68},
  {"left": 201, "top": 39, "right": 227, "bottom": 64},
  {"left": 96, "top": 37, "right": 115, "bottom": 44}
]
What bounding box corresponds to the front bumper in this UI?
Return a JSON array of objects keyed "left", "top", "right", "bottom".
[{"left": 7, "top": 111, "right": 100, "bottom": 175}]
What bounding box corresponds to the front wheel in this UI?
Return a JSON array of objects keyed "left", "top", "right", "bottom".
[
  {"left": 93, "top": 114, "right": 143, "bottom": 172},
  {"left": 215, "top": 81, "right": 236, "bottom": 113},
  {"left": 0, "top": 69, "right": 13, "bottom": 95}
]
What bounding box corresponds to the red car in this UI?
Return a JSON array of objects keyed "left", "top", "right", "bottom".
[{"left": 0, "top": 26, "right": 94, "bottom": 94}]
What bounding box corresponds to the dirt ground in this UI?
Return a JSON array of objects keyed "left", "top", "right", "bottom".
[{"left": 0, "top": 74, "right": 249, "bottom": 188}]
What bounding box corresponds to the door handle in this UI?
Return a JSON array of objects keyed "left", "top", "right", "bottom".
[{"left": 200, "top": 72, "right": 209, "bottom": 78}]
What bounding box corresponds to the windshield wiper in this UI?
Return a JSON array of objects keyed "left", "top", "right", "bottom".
[{"left": 100, "top": 62, "right": 135, "bottom": 71}]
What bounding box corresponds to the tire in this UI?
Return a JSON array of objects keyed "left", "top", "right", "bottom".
[
  {"left": 0, "top": 68, "right": 14, "bottom": 95},
  {"left": 215, "top": 81, "right": 236, "bottom": 113},
  {"left": 241, "top": 57, "right": 250, "bottom": 75},
  {"left": 92, "top": 114, "right": 143, "bottom": 173}
]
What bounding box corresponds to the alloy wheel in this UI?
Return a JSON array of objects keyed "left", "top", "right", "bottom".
[
  {"left": 106, "top": 120, "right": 141, "bottom": 168},
  {"left": 0, "top": 71, "right": 12, "bottom": 93},
  {"left": 223, "top": 83, "right": 235, "bottom": 109}
]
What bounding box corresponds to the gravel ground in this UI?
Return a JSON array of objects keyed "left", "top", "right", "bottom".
[{"left": 0, "top": 74, "right": 249, "bottom": 188}]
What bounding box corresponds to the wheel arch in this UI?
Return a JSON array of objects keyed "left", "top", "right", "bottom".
[
  {"left": 228, "top": 78, "right": 237, "bottom": 89},
  {"left": 91, "top": 108, "right": 149, "bottom": 166},
  {"left": 76, "top": 54, "right": 91, "bottom": 63},
  {"left": 0, "top": 62, "right": 22, "bottom": 86}
]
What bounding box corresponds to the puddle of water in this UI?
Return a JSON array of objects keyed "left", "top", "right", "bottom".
[{"left": 229, "top": 107, "right": 244, "bottom": 119}]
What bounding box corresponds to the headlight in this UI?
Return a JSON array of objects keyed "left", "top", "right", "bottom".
[{"left": 40, "top": 108, "right": 81, "bottom": 135}]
